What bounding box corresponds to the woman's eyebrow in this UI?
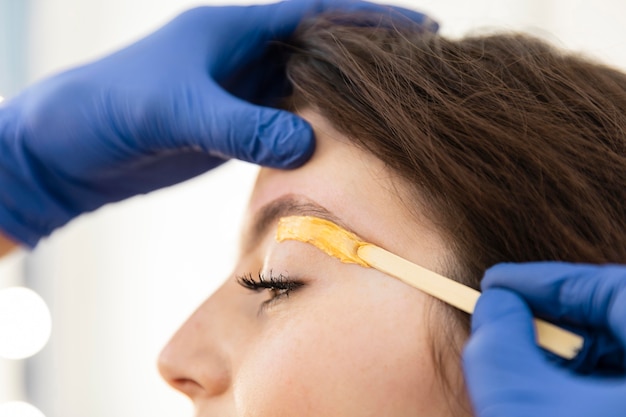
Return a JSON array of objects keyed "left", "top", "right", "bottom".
[{"left": 244, "top": 194, "right": 349, "bottom": 252}]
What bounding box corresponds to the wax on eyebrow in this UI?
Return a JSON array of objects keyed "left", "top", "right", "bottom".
[{"left": 276, "top": 216, "right": 369, "bottom": 267}]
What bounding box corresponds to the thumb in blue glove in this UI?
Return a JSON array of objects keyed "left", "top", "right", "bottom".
[
  {"left": 0, "top": 0, "right": 437, "bottom": 247},
  {"left": 463, "top": 262, "right": 626, "bottom": 417}
]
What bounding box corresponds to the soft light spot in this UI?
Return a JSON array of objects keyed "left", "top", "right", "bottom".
[
  {"left": 0, "top": 287, "right": 51, "bottom": 359},
  {"left": 0, "top": 401, "right": 46, "bottom": 417}
]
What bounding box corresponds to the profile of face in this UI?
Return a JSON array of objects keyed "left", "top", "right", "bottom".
[{"left": 157, "top": 109, "right": 469, "bottom": 416}]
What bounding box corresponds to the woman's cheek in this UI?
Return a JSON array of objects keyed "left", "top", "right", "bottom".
[
  {"left": 232, "top": 284, "right": 432, "bottom": 417},
  {"left": 233, "top": 303, "right": 350, "bottom": 416}
]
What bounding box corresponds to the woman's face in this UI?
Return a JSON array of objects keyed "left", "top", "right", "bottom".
[{"left": 158, "top": 110, "right": 466, "bottom": 416}]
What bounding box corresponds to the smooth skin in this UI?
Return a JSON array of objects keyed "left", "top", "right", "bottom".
[{"left": 157, "top": 110, "right": 470, "bottom": 417}]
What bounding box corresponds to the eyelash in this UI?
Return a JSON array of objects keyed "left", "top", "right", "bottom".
[{"left": 236, "top": 271, "right": 304, "bottom": 309}]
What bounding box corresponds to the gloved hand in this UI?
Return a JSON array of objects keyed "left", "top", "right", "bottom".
[
  {"left": 0, "top": 0, "right": 437, "bottom": 248},
  {"left": 463, "top": 262, "right": 626, "bottom": 417}
]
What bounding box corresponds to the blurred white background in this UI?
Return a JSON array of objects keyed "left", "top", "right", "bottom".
[{"left": 0, "top": 0, "right": 625, "bottom": 416}]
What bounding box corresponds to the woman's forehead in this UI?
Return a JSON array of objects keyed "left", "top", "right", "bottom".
[{"left": 243, "top": 110, "right": 453, "bottom": 276}]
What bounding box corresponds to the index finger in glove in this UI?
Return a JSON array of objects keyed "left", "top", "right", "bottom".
[{"left": 483, "top": 262, "right": 626, "bottom": 346}]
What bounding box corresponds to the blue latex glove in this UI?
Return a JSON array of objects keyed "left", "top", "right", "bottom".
[
  {"left": 0, "top": 0, "right": 437, "bottom": 248},
  {"left": 464, "top": 262, "right": 626, "bottom": 417}
]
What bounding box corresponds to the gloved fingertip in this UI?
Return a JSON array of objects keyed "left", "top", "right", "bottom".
[
  {"left": 464, "top": 289, "right": 540, "bottom": 369},
  {"left": 480, "top": 262, "right": 521, "bottom": 289},
  {"left": 254, "top": 109, "right": 315, "bottom": 169},
  {"left": 481, "top": 261, "right": 574, "bottom": 293},
  {"left": 472, "top": 288, "right": 534, "bottom": 334},
  {"left": 420, "top": 15, "right": 440, "bottom": 33},
  {"left": 472, "top": 288, "right": 532, "bottom": 328},
  {"left": 385, "top": 5, "right": 440, "bottom": 32},
  {"left": 322, "top": 1, "right": 440, "bottom": 33}
]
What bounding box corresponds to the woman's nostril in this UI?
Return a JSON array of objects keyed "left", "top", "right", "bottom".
[{"left": 171, "top": 378, "right": 206, "bottom": 398}]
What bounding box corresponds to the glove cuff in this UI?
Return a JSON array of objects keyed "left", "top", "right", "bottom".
[
  {"left": 0, "top": 108, "right": 70, "bottom": 247},
  {"left": 0, "top": 159, "right": 45, "bottom": 248},
  {"left": 0, "top": 200, "right": 40, "bottom": 248}
]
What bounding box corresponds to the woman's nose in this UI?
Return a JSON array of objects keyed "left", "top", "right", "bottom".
[{"left": 158, "top": 281, "right": 241, "bottom": 400}]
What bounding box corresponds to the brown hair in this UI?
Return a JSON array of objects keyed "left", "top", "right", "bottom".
[{"left": 284, "top": 12, "right": 626, "bottom": 414}]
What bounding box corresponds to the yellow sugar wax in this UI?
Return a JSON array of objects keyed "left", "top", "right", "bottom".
[{"left": 276, "top": 216, "right": 369, "bottom": 267}]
